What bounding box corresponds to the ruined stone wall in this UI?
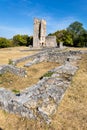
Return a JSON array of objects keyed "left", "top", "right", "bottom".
[
  {"left": 0, "top": 65, "right": 27, "bottom": 77},
  {"left": 11, "top": 49, "right": 84, "bottom": 66},
  {"left": 33, "top": 18, "right": 57, "bottom": 48},
  {"left": 0, "top": 61, "right": 78, "bottom": 124},
  {"left": 46, "top": 36, "right": 57, "bottom": 47},
  {"left": 40, "top": 19, "right": 46, "bottom": 46},
  {"left": 33, "top": 18, "right": 41, "bottom": 47},
  {"left": 33, "top": 18, "right": 46, "bottom": 47},
  {"left": 0, "top": 49, "right": 87, "bottom": 123},
  {"left": 46, "top": 50, "right": 82, "bottom": 63}
]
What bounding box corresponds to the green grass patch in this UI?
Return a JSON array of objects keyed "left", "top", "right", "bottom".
[
  {"left": 0, "top": 81, "right": 3, "bottom": 84},
  {"left": 40, "top": 71, "right": 54, "bottom": 80},
  {"left": 0, "top": 74, "right": 2, "bottom": 77},
  {"left": 12, "top": 89, "right": 20, "bottom": 94},
  {"left": 8, "top": 59, "right": 13, "bottom": 65}
]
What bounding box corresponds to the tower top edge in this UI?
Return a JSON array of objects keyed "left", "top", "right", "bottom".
[{"left": 34, "top": 17, "right": 46, "bottom": 23}]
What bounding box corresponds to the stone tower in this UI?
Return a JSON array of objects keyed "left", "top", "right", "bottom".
[
  {"left": 33, "top": 18, "right": 57, "bottom": 48},
  {"left": 33, "top": 18, "right": 46, "bottom": 47}
]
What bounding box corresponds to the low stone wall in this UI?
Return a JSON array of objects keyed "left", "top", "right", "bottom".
[
  {"left": 24, "top": 49, "right": 83, "bottom": 67},
  {"left": 11, "top": 50, "right": 49, "bottom": 66},
  {"left": 11, "top": 48, "right": 64, "bottom": 65},
  {"left": 46, "top": 36, "right": 57, "bottom": 47},
  {"left": 0, "top": 65, "right": 27, "bottom": 77},
  {"left": 1, "top": 49, "right": 82, "bottom": 76},
  {"left": 12, "top": 48, "right": 87, "bottom": 67},
  {"left": 0, "top": 48, "right": 87, "bottom": 123},
  {"left": 46, "top": 50, "right": 82, "bottom": 63},
  {"left": 0, "top": 61, "right": 78, "bottom": 124}
]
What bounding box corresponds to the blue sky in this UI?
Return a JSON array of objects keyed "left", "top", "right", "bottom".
[{"left": 0, "top": 0, "right": 87, "bottom": 38}]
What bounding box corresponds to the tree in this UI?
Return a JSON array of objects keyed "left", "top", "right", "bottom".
[
  {"left": 50, "top": 30, "right": 73, "bottom": 46},
  {"left": 26, "top": 36, "right": 33, "bottom": 46},
  {"left": 12, "top": 34, "right": 33, "bottom": 46},
  {"left": 67, "top": 21, "right": 87, "bottom": 47},
  {"left": 13, "top": 34, "right": 28, "bottom": 46},
  {"left": 77, "top": 32, "right": 87, "bottom": 47},
  {"left": 0, "top": 37, "right": 11, "bottom": 48}
]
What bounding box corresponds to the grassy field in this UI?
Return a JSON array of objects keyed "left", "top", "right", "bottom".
[
  {"left": 51, "top": 54, "right": 87, "bottom": 130},
  {"left": 0, "top": 46, "right": 38, "bottom": 65},
  {"left": 0, "top": 46, "right": 59, "bottom": 90},
  {"left": 0, "top": 47, "right": 87, "bottom": 130},
  {"left": 68, "top": 47, "right": 87, "bottom": 51},
  {"left": 0, "top": 62, "right": 59, "bottom": 90}
]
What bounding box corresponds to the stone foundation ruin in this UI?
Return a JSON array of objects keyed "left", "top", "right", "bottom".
[
  {"left": 0, "top": 47, "right": 87, "bottom": 124},
  {"left": 33, "top": 18, "right": 57, "bottom": 48}
]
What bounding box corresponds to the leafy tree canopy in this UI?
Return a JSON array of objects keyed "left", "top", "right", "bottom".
[
  {"left": 13, "top": 34, "right": 29, "bottom": 46},
  {"left": 67, "top": 21, "right": 87, "bottom": 47},
  {"left": 0, "top": 37, "right": 12, "bottom": 48},
  {"left": 50, "top": 30, "right": 73, "bottom": 46},
  {"left": 67, "top": 21, "right": 86, "bottom": 37}
]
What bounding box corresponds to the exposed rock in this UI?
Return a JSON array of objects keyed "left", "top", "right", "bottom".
[
  {"left": 0, "top": 65, "right": 27, "bottom": 77},
  {"left": 56, "top": 62, "right": 78, "bottom": 75}
]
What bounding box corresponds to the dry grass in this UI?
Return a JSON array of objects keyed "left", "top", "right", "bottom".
[
  {"left": 0, "top": 62, "right": 59, "bottom": 91},
  {"left": 51, "top": 54, "right": 87, "bottom": 130},
  {"left": 0, "top": 46, "right": 38, "bottom": 65},
  {"left": 0, "top": 109, "right": 51, "bottom": 130},
  {"left": 0, "top": 53, "right": 87, "bottom": 130},
  {"left": 0, "top": 47, "right": 87, "bottom": 130},
  {"left": 17, "top": 59, "right": 33, "bottom": 67},
  {"left": 68, "top": 47, "right": 87, "bottom": 51}
]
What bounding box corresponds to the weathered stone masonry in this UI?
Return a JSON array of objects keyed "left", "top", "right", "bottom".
[
  {"left": 0, "top": 49, "right": 86, "bottom": 124},
  {"left": 11, "top": 48, "right": 84, "bottom": 66},
  {"left": 0, "top": 65, "right": 27, "bottom": 77},
  {"left": 0, "top": 62, "right": 78, "bottom": 124},
  {"left": 33, "top": 18, "right": 57, "bottom": 47}
]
